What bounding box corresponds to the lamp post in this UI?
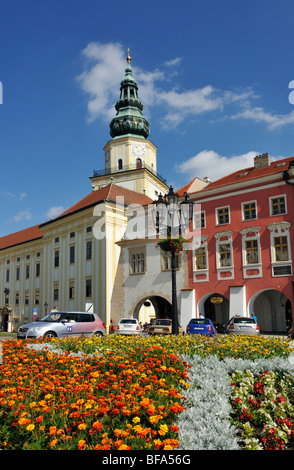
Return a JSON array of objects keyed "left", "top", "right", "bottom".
[{"left": 153, "top": 186, "right": 194, "bottom": 334}]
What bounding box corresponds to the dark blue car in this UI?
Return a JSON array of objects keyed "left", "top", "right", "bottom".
[{"left": 186, "top": 318, "right": 217, "bottom": 337}]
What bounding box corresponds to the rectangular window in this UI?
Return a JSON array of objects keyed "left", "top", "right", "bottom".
[
  {"left": 195, "top": 247, "right": 207, "bottom": 270},
  {"left": 194, "top": 211, "right": 205, "bottom": 229},
  {"left": 217, "top": 207, "right": 229, "bottom": 225},
  {"left": 36, "top": 263, "right": 40, "bottom": 277},
  {"left": 274, "top": 236, "right": 289, "bottom": 261},
  {"left": 35, "top": 290, "right": 40, "bottom": 305},
  {"left": 162, "top": 252, "right": 180, "bottom": 271},
  {"left": 70, "top": 246, "right": 75, "bottom": 264},
  {"left": 86, "top": 279, "right": 92, "bottom": 298},
  {"left": 16, "top": 267, "right": 20, "bottom": 281},
  {"left": 271, "top": 196, "right": 286, "bottom": 215},
  {"left": 54, "top": 283, "right": 59, "bottom": 301},
  {"left": 25, "top": 291, "right": 29, "bottom": 305},
  {"left": 6, "top": 269, "right": 9, "bottom": 282},
  {"left": 219, "top": 243, "right": 232, "bottom": 267},
  {"left": 25, "top": 265, "right": 30, "bottom": 279},
  {"left": 243, "top": 202, "right": 257, "bottom": 220},
  {"left": 245, "top": 239, "right": 259, "bottom": 264},
  {"left": 86, "top": 241, "right": 92, "bottom": 260},
  {"left": 131, "top": 253, "right": 145, "bottom": 274},
  {"left": 69, "top": 281, "right": 75, "bottom": 299},
  {"left": 15, "top": 292, "right": 19, "bottom": 305},
  {"left": 54, "top": 250, "right": 59, "bottom": 267}
]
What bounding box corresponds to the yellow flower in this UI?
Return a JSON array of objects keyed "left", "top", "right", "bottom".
[
  {"left": 26, "top": 424, "right": 35, "bottom": 431},
  {"left": 158, "top": 424, "right": 168, "bottom": 436},
  {"left": 78, "top": 423, "right": 87, "bottom": 430},
  {"left": 78, "top": 439, "right": 87, "bottom": 450},
  {"left": 132, "top": 416, "right": 140, "bottom": 423}
]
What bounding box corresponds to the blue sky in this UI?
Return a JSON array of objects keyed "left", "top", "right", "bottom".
[{"left": 0, "top": 0, "right": 294, "bottom": 236}]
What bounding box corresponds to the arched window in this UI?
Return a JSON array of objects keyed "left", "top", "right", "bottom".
[
  {"left": 118, "top": 159, "right": 123, "bottom": 170},
  {"left": 136, "top": 158, "right": 142, "bottom": 169}
]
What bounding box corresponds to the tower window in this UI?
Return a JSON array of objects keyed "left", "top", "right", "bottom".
[
  {"left": 118, "top": 159, "right": 123, "bottom": 170},
  {"left": 136, "top": 158, "right": 142, "bottom": 169}
]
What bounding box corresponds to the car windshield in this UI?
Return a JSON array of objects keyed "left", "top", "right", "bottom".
[
  {"left": 120, "top": 319, "right": 137, "bottom": 324},
  {"left": 40, "top": 312, "right": 66, "bottom": 322},
  {"left": 155, "top": 320, "right": 171, "bottom": 325},
  {"left": 234, "top": 317, "right": 255, "bottom": 324},
  {"left": 190, "top": 319, "right": 209, "bottom": 325}
]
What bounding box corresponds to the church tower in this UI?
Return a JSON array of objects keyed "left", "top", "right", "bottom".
[{"left": 90, "top": 49, "right": 168, "bottom": 199}]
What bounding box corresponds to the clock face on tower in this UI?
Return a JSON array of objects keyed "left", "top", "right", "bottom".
[{"left": 132, "top": 142, "right": 146, "bottom": 158}]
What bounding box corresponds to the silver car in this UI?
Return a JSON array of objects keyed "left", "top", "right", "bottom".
[
  {"left": 116, "top": 318, "right": 141, "bottom": 335},
  {"left": 226, "top": 316, "right": 261, "bottom": 335},
  {"left": 17, "top": 311, "right": 106, "bottom": 339}
]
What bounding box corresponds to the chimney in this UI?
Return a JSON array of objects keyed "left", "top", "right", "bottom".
[{"left": 254, "top": 153, "right": 270, "bottom": 169}]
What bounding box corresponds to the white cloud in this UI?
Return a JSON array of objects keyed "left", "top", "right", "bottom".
[
  {"left": 164, "top": 57, "right": 182, "bottom": 67},
  {"left": 231, "top": 107, "right": 294, "bottom": 130},
  {"left": 176, "top": 150, "right": 260, "bottom": 181},
  {"left": 46, "top": 206, "right": 64, "bottom": 219},
  {"left": 2, "top": 191, "right": 15, "bottom": 198},
  {"left": 9, "top": 209, "right": 32, "bottom": 223},
  {"left": 20, "top": 192, "right": 27, "bottom": 200},
  {"left": 77, "top": 42, "right": 127, "bottom": 123},
  {"left": 76, "top": 41, "right": 294, "bottom": 132}
]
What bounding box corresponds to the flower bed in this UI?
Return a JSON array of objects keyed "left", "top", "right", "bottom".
[
  {"left": 0, "top": 339, "right": 189, "bottom": 450},
  {"left": 1, "top": 334, "right": 294, "bottom": 450}
]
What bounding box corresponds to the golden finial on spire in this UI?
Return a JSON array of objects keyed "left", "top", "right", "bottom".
[{"left": 126, "top": 48, "right": 131, "bottom": 64}]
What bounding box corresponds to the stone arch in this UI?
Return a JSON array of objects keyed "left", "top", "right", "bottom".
[
  {"left": 198, "top": 292, "right": 229, "bottom": 327},
  {"left": 248, "top": 289, "right": 292, "bottom": 333},
  {"left": 132, "top": 295, "right": 172, "bottom": 323}
]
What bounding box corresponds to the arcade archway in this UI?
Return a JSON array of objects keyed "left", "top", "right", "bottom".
[
  {"left": 133, "top": 295, "right": 172, "bottom": 323},
  {"left": 248, "top": 289, "right": 292, "bottom": 333},
  {"left": 198, "top": 293, "right": 229, "bottom": 328}
]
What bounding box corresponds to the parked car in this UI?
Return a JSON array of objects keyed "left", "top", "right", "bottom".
[
  {"left": 225, "top": 316, "right": 261, "bottom": 335},
  {"left": 17, "top": 311, "right": 106, "bottom": 339},
  {"left": 148, "top": 319, "right": 185, "bottom": 335},
  {"left": 186, "top": 318, "right": 217, "bottom": 337},
  {"left": 116, "top": 318, "right": 141, "bottom": 335}
]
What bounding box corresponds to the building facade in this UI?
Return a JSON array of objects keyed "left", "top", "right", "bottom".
[{"left": 188, "top": 153, "right": 294, "bottom": 333}]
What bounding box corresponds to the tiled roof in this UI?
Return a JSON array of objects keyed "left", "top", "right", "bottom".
[
  {"left": 193, "top": 156, "right": 294, "bottom": 193},
  {"left": 41, "top": 183, "right": 153, "bottom": 225},
  {"left": 0, "top": 184, "right": 153, "bottom": 251},
  {"left": 0, "top": 224, "right": 44, "bottom": 251}
]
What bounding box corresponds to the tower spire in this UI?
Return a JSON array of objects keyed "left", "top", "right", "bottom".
[
  {"left": 109, "top": 50, "right": 150, "bottom": 139},
  {"left": 126, "top": 47, "right": 131, "bottom": 64}
]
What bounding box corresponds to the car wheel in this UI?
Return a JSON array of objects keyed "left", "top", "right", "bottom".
[
  {"left": 94, "top": 331, "right": 103, "bottom": 336},
  {"left": 43, "top": 331, "right": 57, "bottom": 338}
]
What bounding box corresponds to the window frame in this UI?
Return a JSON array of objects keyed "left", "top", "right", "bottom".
[
  {"left": 242, "top": 200, "right": 257, "bottom": 221},
  {"left": 216, "top": 205, "right": 230, "bottom": 225},
  {"left": 269, "top": 194, "right": 287, "bottom": 217},
  {"left": 129, "top": 247, "right": 146, "bottom": 275},
  {"left": 267, "top": 222, "right": 292, "bottom": 277}
]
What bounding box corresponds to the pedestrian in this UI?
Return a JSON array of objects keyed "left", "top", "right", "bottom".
[
  {"left": 50, "top": 305, "right": 58, "bottom": 312},
  {"left": 251, "top": 312, "right": 257, "bottom": 322}
]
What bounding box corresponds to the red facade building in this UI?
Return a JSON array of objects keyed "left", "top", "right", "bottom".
[{"left": 187, "top": 153, "right": 294, "bottom": 333}]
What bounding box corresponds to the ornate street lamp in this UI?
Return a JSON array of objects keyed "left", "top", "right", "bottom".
[{"left": 153, "top": 186, "right": 194, "bottom": 334}]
